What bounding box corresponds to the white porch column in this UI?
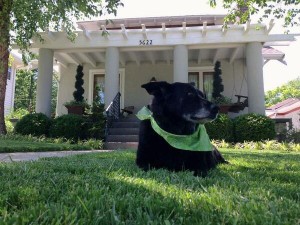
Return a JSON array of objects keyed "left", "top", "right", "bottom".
[
  {"left": 104, "top": 47, "right": 119, "bottom": 108},
  {"left": 246, "top": 42, "right": 265, "bottom": 115},
  {"left": 36, "top": 48, "right": 53, "bottom": 117},
  {"left": 173, "top": 45, "right": 188, "bottom": 83}
]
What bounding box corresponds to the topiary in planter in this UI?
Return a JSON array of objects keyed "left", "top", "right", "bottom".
[
  {"left": 15, "top": 113, "right": 52, "bottom": 136},
  {"left": 234, "top": 113, "right": 276, "bottom": 142},
  {"left": 212, "top": 61, "right": 224, "bottom": 99},
  {"left": 73, "top": 64, "right": 85, "bottom": 102},
  {"left": 205, "top": 113, "right": 234, "bottom": 142},
  {"left": 49, "top": 114, "right": 87, "bottom": 141}
]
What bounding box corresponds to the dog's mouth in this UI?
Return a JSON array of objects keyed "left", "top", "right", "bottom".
[
  {"left": 188, "top": 112, "right": 218, "bottom": 124},
  {"left": 190, "top": 116, "right": 214, "bottom": 124}
]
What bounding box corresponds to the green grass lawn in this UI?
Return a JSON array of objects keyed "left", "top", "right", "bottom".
[
  {"left": 0, "top": 149, "right": 299, "bottom": 224},
  {"left": 0, "top": 139, "right": 92, "bottom": 153},
  {"left": 0, "top": 135, "right": 100, "bottom": 153}
]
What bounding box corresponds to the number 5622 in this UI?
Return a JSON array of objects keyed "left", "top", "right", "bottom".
[{"left": 139, "top": 40, "right": 153, "bottom": 45}]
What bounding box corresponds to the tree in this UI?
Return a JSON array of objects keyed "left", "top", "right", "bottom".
[
  {"left": 265, "top": 77, "right": 300, "bottom": 107},
  {"left": 14, "top": 69, "right": 37, "bottom": 112},
  {"left": 14, "top": 69, "right": 58, "bottom": 115},
  {"left": 209, "top": 0, "right": 300, "bottom": 28},
  {"left": 0, "top": 0, "right": 123, "bottom": 134}
]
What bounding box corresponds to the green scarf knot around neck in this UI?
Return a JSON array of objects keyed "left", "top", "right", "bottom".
[{"left": 136, "top": 106, "right": 213, "bottom": 152}]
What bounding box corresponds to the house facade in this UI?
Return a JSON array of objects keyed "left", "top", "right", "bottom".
[
  {"left": 4, "top": 52, "right": 24, "bottom": 116},
  {"left": 4, "top": 67, "right": 16, "bottom": 116},
  {"left": 266, "top": 98, "right": 300, "bottom": 130},
  {"left": 14, "top": 15, "right": 295, "bottom": 117}
]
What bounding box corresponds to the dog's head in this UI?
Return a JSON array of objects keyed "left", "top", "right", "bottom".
[{"left": 142, "top": 81, "right": 219, "bottom": 124}]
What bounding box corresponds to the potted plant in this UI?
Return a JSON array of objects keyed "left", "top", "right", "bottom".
[
  {"left": 212, "top": 96, "right": 233, "bottom": 113},
  {"left": 211, "top": 61, "right": 233, "bottom": 114},
  {"left": 64, "top": 65, "right": 88, "bottom": 115}
]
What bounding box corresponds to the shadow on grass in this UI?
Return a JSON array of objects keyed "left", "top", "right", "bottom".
[{"left": 0, "top": 150, "right": 299, "bottom": 224}]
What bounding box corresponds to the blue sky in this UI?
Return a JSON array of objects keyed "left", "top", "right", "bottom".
[{"left": 104, "top": 0, "right": 300, "bottom": 91}]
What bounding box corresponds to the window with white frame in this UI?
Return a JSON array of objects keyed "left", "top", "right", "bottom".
[{"left": 188, "top": 68, "right": 214, "bottom": 100}]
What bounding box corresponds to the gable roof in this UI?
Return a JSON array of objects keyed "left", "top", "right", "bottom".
[
  {"left": 267, "top": 98, "right": 300, "bottom": 111},
  {"left": 267, "top": 98, "right": 300, "bottom": 117},
  {"left": 262, "top": 46, "right": 285, "bottom": 60}
]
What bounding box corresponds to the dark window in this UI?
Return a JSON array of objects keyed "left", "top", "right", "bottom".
[{"left": 7, "top": 68, "right": 11, "bottom": 80}]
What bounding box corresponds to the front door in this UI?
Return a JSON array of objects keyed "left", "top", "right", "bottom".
[
  {"left": 93, "top": 74, "right": 105, "bottom": 104},
  {"left": 89, "top": 69, "right": 125, "bottom": 109}
]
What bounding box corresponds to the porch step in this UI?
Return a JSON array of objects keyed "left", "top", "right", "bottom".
[
  {"left": 109, "top": 128, "right": 139, "bottom": 135},
  {"left": 104, "top": 142, "right": 138, "bottom": 150},
  {"left": 118, "top": 116, "right": 140, "bottom": 122},
  {"left": 105, "top": 115, "right": 140, "bottom": 150},
  {"left": 106, "top": 135, "right": 139, "bottom": 142},
  {"left": 111, "top": 121, "right": 140, "bottom": 128}
]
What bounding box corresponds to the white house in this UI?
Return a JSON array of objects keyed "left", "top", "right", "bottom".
[
  {"left": 4, "top": 52, "right": 23, "bottom": 116},
  {"left": 4, "top": 51, "right": 40, "bottom": 116},
  {"left": 13, "top": 15, "right": 295, "bottom": 117}
]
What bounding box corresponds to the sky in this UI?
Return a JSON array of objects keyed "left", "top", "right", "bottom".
[{"left": 102, "top": 0, "right": 300, "bottom": 92}]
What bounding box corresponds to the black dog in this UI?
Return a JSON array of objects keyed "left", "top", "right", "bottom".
[{"left": 136, "top": 81, "right": 227, "bottom": 176}]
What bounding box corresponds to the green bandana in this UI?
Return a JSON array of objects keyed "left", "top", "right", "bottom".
[{"left": 136, "top": 106, "right": 213, "bottom": 152}]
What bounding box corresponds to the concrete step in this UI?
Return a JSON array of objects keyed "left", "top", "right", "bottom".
[
  {"left": 111, "top": 121, "right": 140, "bottom": 128},
  {"left": 106, "top": 135, "right": 139, "bottom": 142},
  {"left": 106, "top": 115, "right": 140, "bottom": 149},
  {"left": 118, "top": 116, "right": 139, "bottom": 122},
  {"left": 109, "top": 128, "right": 139, "bottom": 135},
  {"left": 104, "top": 142, "right": 138, "bottom": 150}
]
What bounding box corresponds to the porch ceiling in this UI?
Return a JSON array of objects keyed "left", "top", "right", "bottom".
[
  {"left": 53, "top": 47, "right": 247, "bottom": 68},
  {"left": 52, "top": 45, "right": 287, "bottom": 68}
]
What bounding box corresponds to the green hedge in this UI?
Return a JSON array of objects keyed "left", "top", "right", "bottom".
[
  {"left": 205, "top": 113, "right": 276, "bottom": 143},
  {"left": 49, "top": 114, "right": 88, "bottom": 141},
  {"left": 234, "top": 113, "right": 276, "bottom": 142},
  {"left": 205, "top": 113, "right": 234, "bottom": 142},
  {"left": 15, "top": 113, "right": 52, "bottom": 136}
]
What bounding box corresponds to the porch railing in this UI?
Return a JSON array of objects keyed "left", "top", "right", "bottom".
[{"left": 105, "top": 92, "right": 121, "bottom": 138}]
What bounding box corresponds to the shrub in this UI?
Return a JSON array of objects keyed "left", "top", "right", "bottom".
[
  {"left": 5, "top": 109, "right": 30, "bottom": 133},
  {"left": 78, "top": 139, "right": 104, "bottom": 149},
  {"left": 205, "top": 113, "right": 234, "bottom": 142},
  {"left": 14, "top": 113, "right": 52, "bottom": 136},
  {"left": 86, "top": 85, "right": 106, "bottom": 139},
  {"left": 49, "top": 114, "right": 87, "bottom": 141},
  {"left": 277, "top": 128, "right": 300, "bottom": 143},
  {"left": 234, "top": 113, "right": 276, "bottom": 142}
]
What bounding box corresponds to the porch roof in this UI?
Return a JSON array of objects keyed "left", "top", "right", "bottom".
[{"left": 13, "top": 15, "right": 296, "bottom": 68}]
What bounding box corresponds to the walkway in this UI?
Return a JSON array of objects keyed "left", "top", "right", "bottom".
[{"left": 0, "top": 150, "right": 113, "bottom": 163}]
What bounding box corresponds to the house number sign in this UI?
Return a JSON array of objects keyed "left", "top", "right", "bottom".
[{"left": 139, "top": 40, "right": 153, "bottom": 45}]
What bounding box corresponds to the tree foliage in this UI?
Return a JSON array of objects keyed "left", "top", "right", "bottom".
[
  {"left": 209, "top": 0, "right": 300, "bottom": 28},
  {"left": 0, "top": 0, "right": 123, "bottom": 134},
  {"left": 14, "top": 69, "right": 37, "bottom": 112},
  {"left": 14, "top": 69, "right": 58, "bottom": 114},
  {"left": 11, "top": 0, "right": 123, "bottom": 55},
  {"left": 265, "top": 77, "right": 300, "bottom": 107}
]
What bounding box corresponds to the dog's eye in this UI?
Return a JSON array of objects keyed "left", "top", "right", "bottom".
[{"left": 187, "top": 92, "right": 195, "bottom": 97}]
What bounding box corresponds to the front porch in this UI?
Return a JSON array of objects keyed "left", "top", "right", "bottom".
[{"left": 17, "top": 15, "right": 294, "bottom": 117}]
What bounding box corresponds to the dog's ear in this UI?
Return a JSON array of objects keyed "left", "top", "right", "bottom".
[{"left": 141, "top": 81, "right": 171, "bottom": 96}]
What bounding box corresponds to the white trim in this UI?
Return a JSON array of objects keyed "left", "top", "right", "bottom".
[
  {"left": 22, "top": 26, "right": 295, "bottom": 50},
  {"left": 88, "top": 68, "right": 125, "bottom": 109},
  {"left": 119, "top": 69, "right": 125, "bottom": 109}
]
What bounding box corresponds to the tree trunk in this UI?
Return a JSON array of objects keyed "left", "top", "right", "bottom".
[{"left": 0, "top": 0, "right": 12, "bottom": 135}]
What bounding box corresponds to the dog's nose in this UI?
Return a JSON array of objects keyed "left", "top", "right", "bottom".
[{"left": 211, "top": 105, "right": 219, "bottom": 114}]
